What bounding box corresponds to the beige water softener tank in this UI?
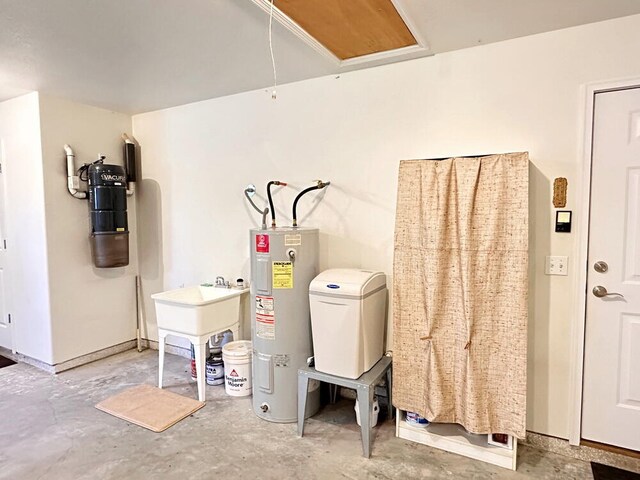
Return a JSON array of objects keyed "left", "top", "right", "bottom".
[{"left": 309, "top": 269, "right": 387, "bottom": 379}]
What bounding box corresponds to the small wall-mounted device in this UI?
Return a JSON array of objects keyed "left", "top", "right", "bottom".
[{"left": 555, "top": 210, "right": 572, "bottom": 233}]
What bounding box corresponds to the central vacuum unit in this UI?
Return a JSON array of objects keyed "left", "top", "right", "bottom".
[
  {"left": 246, "top": 180, "right": 329, "bottom": 422},
  {"left": 64, "top": 134, "right": 137, "bottom": 268}
]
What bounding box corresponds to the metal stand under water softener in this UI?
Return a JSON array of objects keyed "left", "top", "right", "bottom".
[{"left": 246, "top": 180, "right": 329, "bottom": 423}]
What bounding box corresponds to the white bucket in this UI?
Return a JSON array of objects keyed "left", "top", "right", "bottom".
[
  {"left": 222, "top": 340, "right": 252, "bottom": 397},
  {"left": 355, "top": 397, "right": 380, "bottom": 428}
]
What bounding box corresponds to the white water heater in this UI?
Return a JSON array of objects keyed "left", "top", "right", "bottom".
[{"left": 250, "top": 227, "right": 321, "bottom": 422}]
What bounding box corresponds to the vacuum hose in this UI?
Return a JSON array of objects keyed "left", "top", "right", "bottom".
[
  {"left": 267, "top": 180, "right": 287, "bottom": 228},
  {"left": 292, "top": 180, "right": 330, "bottom": 227}
]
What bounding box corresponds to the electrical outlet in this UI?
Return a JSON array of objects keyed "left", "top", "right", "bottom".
[{"left": 545, "top": 256, "right": 568, "bottom": 276}]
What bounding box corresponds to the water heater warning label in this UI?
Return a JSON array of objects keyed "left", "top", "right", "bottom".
[
  {"left": 256, "top": 296, "right": 273, "bottom": 311},
  {"left": 256, "top": 234, "right": 270, "bottom": 253},
  {"left": 284, "top": 234, "right": 301, "bottom": 246},
  {"left": 256, "top": 295, "right": 275, "bottom": 340},
  {"left": 274, "top": 354, "right": 290, "bottom": 368},
  {"left": 256, "top": 314, "right": 275, "bottom": 339},
  {"left": 272, "top": 262, "right": 293, "bottom": 289}
]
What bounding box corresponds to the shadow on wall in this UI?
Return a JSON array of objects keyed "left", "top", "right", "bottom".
[
  {"left": 91, "top": 264, "right": 128, "bottom": 279},
  {"left": 318, "top": 232, "right": 370, "bottom": 271},
  {"left": 527, "top": 161, "right": 552, "bottom": 430},
  {"left": 318, "top": 230, "right": 395, "bottom": 349},
  {"left": 239, "top": 295, "right": 251, "bottom": 341},
  {"left": 136, "top": 174, "right": 164, "bottom": 342}
]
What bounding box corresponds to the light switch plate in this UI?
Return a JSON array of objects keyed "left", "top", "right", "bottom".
[{"left": 545, "top": 256, "right": 568, "bottom": 276}]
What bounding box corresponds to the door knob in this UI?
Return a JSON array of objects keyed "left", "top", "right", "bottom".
[{"left": 592, "top": 285, "right": 624, "bottom": 298}]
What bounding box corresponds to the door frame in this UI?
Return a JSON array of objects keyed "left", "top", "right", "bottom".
[
  {"left": 0, "top": 138, "right": 12, "bottom": 352},
  {"left": 568, "top": 77, "right": 640, "bottom": 446}
]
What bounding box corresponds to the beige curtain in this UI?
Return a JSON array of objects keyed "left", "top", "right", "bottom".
[{"left": 392, "top": 152, "right": 528, "bottom": 439}]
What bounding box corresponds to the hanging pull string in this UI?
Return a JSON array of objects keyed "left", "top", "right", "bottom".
[{"left": 269, "top": 0, "right": 277, "bottom": 99}]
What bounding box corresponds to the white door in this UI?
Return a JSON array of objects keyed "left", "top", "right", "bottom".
[
  {"left": 0, "top": 139, "right": 11, "bottom": 350},
  {"left": 582, "top": 87, "right": 640, "bottom": 451}
]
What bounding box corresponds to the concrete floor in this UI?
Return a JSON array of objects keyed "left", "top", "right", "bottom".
[{"left": 0, "top": 350, "right": 594, "bottom": 480}]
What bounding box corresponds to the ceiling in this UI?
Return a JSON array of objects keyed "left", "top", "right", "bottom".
[{"left": 1, "top": 0, "right": 639, "bottom": 114}]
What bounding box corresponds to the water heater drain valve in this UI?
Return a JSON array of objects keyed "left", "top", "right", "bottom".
[{"left": 260, "top": 403, "right": 270, "bottom": 413}]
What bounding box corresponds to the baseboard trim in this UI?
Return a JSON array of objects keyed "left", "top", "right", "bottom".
[
  {"left": 523, "top": 432, "right": 640, "bottom": 474},
  {"left": 53, "top": 340, "right": 142, "bottom": 372},
  {"left": 142, "top": 339, "right": 190, "bottom": 358},
  {"left": 580, "top": 439, "right": 640, "bottom": 460},
  {"left": 0, "top": 346, "right": 57, "bottom": 373},
  {"left": 1, "top": 340, "right": 140, "bottom": 373},
  {"left": 1, "top": 338, "right": 195, "bottom": 375}
]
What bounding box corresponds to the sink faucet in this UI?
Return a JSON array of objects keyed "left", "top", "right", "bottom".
[{"left": 215, "top": 276, "right": 230, "bottom": 288}]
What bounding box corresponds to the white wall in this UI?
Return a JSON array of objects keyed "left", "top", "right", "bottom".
[
  {"left": 0, "top": 92, "right": 137, "bottom": 366},
  {"left": 38, "top": 94, "right": 137, "bottom": 365},
  {"left": 0, "top": 92, "right": 54, "bottom": 362},
  {"left": 133, "top": 14, "right": 640, "bottom": 439}
]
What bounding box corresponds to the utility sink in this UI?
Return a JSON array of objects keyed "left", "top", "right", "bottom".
[{"left": 152, "top": 285, "right": 249, "bottom": 336}]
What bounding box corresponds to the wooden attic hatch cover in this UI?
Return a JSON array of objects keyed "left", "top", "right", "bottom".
[{"left": 273, "top": 0, "right": 418, "bottom": 60}]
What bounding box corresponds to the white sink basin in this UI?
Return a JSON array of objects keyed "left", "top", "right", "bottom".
[{"left": 152, "top": 285, "right": 249, "bottom": 336}]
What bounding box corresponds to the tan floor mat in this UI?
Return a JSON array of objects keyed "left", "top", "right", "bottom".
[{"left": 95, "top": 384, "right": 204, "bottom": 432}]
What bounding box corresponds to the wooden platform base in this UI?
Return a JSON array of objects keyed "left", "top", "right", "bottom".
[{"left": 396, "top": 409, "right": 517, "bottom": 470}]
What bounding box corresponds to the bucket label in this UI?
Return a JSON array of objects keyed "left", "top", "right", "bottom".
[
  {"left": 284, "top": 234, "right": 301, "bottom": 246},
  {"left": 206, "top": 362, "right": 224, "bottom": 385},
  {"left": 273, "top": 353, "right": 290, "bottom": 368},
  {"left": 256, "top": 234, "right": 270, "bottom": 253},
  {"left": 272, "top": 261, "right": 293, "bottom": 289},
  {"left": 225, "top": 369, "right": 249, "bottom": 389}
]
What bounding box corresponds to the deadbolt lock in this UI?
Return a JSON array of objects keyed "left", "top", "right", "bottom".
[{"left": 594, "top": 261, "right": 608, "bottom": 273}]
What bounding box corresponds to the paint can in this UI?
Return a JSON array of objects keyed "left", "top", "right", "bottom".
[
  {"left": 190, "top": 344, "right": 197, "bottom": 380},
  {"left": 222, "top": 340, "right": 252, "bottom": 397},
  {"left": 405, "top": 411, "right": 429, "bottom": 428},
  {"left": 190, "top": 343, "right": 210, "bottom": 381},
  {"left": 206, "top": 355, "right": 225, "bottom": 386}
]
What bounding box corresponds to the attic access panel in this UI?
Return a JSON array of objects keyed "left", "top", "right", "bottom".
[{"left": 273, "top": 0, "right": 417, "bottom": 60}]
